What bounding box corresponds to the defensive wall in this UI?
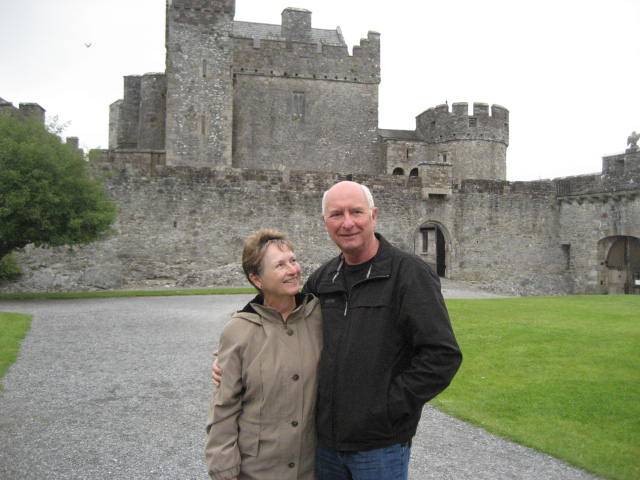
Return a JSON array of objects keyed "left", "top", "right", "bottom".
[
  {"left": 555, "top": 151, "right": 640, "bottom": 293},
  {"left": 8, "top": 150, "right": 639, "bottom": 295},
  {"left": 3, "top": 0, "right": 638, "bottom": 295}
]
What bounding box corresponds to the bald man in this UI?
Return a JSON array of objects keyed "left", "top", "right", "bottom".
[{"left": 304, "top": 181, "right": 462, "bottom": 479}]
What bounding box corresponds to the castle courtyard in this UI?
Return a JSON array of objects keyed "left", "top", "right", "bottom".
[{"left": 0, "top": 292, "right": 601, "bottom": 480}]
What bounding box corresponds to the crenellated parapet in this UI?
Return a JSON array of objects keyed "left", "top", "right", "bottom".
[
  {"left": 167, "top": 0, "right": 235, "bottom": 25},
  {"left": 231, "top": 9, "right": 380, "bottom": 84},
  {"left": 0, "top": 98, "right": 46, "bottom": 125},
  {"left": 415, "top": 102, "right": 509, "bottom": 145}
]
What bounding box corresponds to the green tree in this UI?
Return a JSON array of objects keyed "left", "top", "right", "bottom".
[{"left": 0, "top": 114, "right": 117, "bottom": 262}]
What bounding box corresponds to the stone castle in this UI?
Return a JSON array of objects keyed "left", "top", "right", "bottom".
[{"left": 2, "top": 0, "right": 639, "bottom": 295}]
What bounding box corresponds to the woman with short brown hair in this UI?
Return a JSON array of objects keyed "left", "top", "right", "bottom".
[{"left": 205, "top": 229, "right": 322, "bottom": 480}]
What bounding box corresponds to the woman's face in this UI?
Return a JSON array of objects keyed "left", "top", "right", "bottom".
[{"left": 252, "top": 244, "right": 301, "bottom": 298}]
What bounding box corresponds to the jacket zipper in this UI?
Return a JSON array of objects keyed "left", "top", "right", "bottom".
[{"left": 329, "top": 260, "right": 390, "bottom": 447}]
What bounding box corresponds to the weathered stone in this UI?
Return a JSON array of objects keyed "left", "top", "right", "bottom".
[{"left": 2, "top": 2, "right": 638, "bottom": 296}]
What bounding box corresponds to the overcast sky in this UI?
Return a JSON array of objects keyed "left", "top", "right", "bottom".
[{"left": 1, "top": 0, "right": 638, "bottom": 180}]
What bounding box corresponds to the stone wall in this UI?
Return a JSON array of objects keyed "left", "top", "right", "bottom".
[
  {"left": 448, "top": 180, "right": 571, "bottom": 295},
  {"left": 118, "top": 76, "right": 142, "bottom": 149},
  {"left": 138, "top": 74, "right": 166, "bottom": 149},
  {"left": 558, "top": 196, "right": 640, "bottom": 293},
  {"left": 231, "top": 31, "right": 380, "bottom": 86},
  {"left": 232, "top": 75, "right": 380, "bottom": 173},
  {"left": 0, "top": 161, "right": 592, "bottom": 296}
]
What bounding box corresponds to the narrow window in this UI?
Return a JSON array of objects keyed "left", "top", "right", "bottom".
[
  {"left": 201, "top": 114, "right": 206, "bottom": 136},
  {"left": 421, "top": 228, "right": 429, "bottom": 253},
  {"left": 293, "top": 92, "right": 305, "bottom": 119},
  {"left": 202, "top": 59, "right": 207, "bottom": 78},
  {"left": 561, "top": 244, "right": 571, "bottom": 270},
  {"left": 469, "top": 117, "right": 477, "bottom": 127}
]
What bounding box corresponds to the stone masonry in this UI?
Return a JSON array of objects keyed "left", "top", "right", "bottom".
[{"left": 1, "top": 0, "right": 639, "bottom": 295}]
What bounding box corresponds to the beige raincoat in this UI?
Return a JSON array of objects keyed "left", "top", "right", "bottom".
[{"left": 205, "top": 294, "right": 322, "bottom": 480}]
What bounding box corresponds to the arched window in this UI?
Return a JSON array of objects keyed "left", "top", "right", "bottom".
[
  {"left": 392, "top": 167, "right": 404, "bottom": 175},
  {"left": 409, "top": 168, "right": 419, "bottom": 177}
]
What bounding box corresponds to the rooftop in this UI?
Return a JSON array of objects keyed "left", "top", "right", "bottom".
[{"left": 232, "top": 20, "right": 345, "bottom": 47}]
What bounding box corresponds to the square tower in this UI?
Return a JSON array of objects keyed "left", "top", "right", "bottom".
[{"left": 165, "top": 0, "right": 235, "bottom": 167}]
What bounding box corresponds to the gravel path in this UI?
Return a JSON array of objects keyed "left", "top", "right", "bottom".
[{"left": 0, "top": 293, "right": 600, "bottom": 479}]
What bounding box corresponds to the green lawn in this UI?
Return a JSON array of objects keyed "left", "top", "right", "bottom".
[
  {"left": 0, "top": 287, "right": 255, "bottom": 301},
  {"left": 0, "top": 312, "right": 32, "bottom": 387},
  {"left": 434, "top": 295, "right": 640, "bottom": 480}
]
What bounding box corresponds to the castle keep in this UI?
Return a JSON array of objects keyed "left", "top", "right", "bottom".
[
  {"left": 108, "top": 1, "right": 508, "bottom": 187},
  {"left": 3, "top": 0, "right": 639, "bottom": 295}
]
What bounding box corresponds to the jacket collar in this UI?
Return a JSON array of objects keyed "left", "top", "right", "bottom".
[
  {"left": 320, "top": 232, "right": 393, "bottom": 290},
  {"left": 234, "top": 292, "right": 317, "bottom": 325}
]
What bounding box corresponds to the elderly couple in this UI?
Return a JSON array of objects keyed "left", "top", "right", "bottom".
[{"left": 205, "top": 181, "right": 462, "bottom": 480}]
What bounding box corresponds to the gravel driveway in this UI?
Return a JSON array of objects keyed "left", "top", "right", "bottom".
[{"left": 0, "top": 293, "right": 600, "bottom": 479}]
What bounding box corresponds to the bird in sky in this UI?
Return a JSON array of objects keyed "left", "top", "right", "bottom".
[{"left": 84, "top": 42, "right": 93, "bottom": 48}]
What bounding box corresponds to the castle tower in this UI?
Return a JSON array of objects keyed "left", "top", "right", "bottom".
[
  {"left": 415, "top": 102, "right": 509, "bottom": 183},
  {"left": 165, "top": 0, "right": 235, "bottom": 167},
  {"left": 230, "top": 9, "right": 381, "bottom": 174}
]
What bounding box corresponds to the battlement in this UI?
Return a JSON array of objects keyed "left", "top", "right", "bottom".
[
  {"left": 91, "top": 149, "right": 422, "bottom": 193},
  {"left": 415, "top": 102, "right": 509, "bottom": 145},
  {"left": 231, "top": 15, "right": 380, "bottom": 84},
  {"left": 459, "top": 179, "right": 555, "bottom": 195},
  {"left": 602, "top": 151, "right": 640, "bottom": 178},
  {"left": 0, "top": 97, "right": 46, "bottom": 125},
  {"left": 168, "top": 0, "right": 234, "bottom": 22},
  {"left": 553, "top": 150, "right": 640, "bottom": 201}
]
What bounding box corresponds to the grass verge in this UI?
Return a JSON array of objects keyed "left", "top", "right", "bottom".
[
  {"left": 434, "top": 295, "right": 640, "bottom": 480},
  {"left": 0, "top": 312, "right": 32, "bottom": 387},
  {"left": 0, "top": 287, "right": 256, "bottom": 301}
]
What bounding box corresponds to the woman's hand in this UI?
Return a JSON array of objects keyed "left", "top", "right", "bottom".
[{"left": 212, "top": 357, "right": 222, "bottom": 386}]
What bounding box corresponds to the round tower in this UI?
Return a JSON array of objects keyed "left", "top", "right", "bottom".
[{"left": 415, "top": 102, "right": 509, "bottom": 183}]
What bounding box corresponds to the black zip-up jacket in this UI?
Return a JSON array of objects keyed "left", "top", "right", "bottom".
[{"left": 304, "top": 233, "right": 462, "bottom": 451}]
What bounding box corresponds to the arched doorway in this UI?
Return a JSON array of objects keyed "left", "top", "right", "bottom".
[
  {"left": 415, "top": 222, "right": 448, "bottom": 277},
  {"left": 392, "top": 167, "right": 404, "bottom": 175},
  {"left": 603, "top": 236, "right": 640, "bottom": 294}
]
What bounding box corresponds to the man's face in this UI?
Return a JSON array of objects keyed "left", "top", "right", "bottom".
[{"left": 323, "top": 183, "right": 378, "bottom": 259}]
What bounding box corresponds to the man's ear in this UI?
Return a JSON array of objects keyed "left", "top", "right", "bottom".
[{"left": 371, "top": 207, "right": 379, "bottom": 223}]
